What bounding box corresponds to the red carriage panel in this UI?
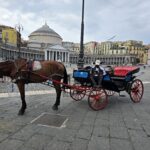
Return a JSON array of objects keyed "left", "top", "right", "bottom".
[{"left": 114, "top": 66, "right": 140, "bottom": 77}]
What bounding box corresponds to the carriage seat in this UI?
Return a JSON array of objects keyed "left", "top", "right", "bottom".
[
  {"left": 113, "top": 66, "right": 140, "bottom": 76},
  {"left": 73, "top": 69, "right": 90, "bottom": 79}
]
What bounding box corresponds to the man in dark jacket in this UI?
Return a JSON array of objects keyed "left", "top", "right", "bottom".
[{"left": 91, "top": 60, "right": 106, "bottom": 87}]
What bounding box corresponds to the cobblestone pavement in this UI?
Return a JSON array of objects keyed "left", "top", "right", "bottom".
[{"left": 0, "top": 66, "right": 150, "bottom": 150}]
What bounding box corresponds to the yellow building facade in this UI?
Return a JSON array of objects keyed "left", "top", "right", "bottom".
[
  {"left": 2, "top": 28, "right": 17, "bottom": 46},
  {"left": 124, "top": 40, "right": 148, "bottom": 64}
]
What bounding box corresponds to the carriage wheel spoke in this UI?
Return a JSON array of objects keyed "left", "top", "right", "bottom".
[
  {"left": 70, "top": 84, "right": 86, "bottom": 101},
  {"left": 130, "top": 79, "right": 144, "bottom": 103},
  {"left": 88, "top": 89, "right": 108, "bottom": 110}
]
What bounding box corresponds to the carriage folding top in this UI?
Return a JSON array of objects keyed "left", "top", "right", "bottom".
[{"left": 113, "top": 66, "right": 140, "bottom": 77}]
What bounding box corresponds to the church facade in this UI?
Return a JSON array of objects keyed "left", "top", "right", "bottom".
[{"left": 28, "top": 23, "right": 70, "bottom": 63}]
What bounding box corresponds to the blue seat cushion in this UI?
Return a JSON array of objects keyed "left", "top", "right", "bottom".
[
  {"left": 103, "top": 75, "right": 111, "bottom": 81},
  {"left": 73, "top": 70, "right": 89, "bottom": 79}
]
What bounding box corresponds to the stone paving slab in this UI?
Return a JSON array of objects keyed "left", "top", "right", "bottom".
[{"left": 0, "top": 68, "right": 150, "bottom": 150}]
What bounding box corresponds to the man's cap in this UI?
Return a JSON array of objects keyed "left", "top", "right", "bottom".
[{"left": 95, "top": 60, "right": 101, "bottom": 65}]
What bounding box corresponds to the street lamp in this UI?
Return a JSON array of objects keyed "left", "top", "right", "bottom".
[
  {"left": 15, "top": 23, "right": 23, "bottom": 58},
  {"left": 78, "top": 0, "right": 85, "bottom": 68},
  {"left": 4, "top": 36, "right": 8, "bottom": 60}
]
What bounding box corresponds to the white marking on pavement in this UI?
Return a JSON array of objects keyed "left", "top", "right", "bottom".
[
  {"left": 0, "top": 90, "right": 56, "bottom": 98},
  {"left": 30, "top": 112, "right": 68, "bottom": 129},
  {"left": 143, "top": 81, "right": 150, "bottom": 84}
]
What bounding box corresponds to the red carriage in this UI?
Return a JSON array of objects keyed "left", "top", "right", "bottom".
[{"left": 70, "top": 66, "right": 144, "bottom": 110}]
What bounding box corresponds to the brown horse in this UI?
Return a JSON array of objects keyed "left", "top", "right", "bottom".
[{"left": 0, "top": 58, "right": 68, "bottom": 115}]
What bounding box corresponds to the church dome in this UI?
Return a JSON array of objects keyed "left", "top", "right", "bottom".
[
  {"left": 28, "top": 23, "right": 63, "bottom": 49},
  {"left": 29, "top": 23, "right": 62, "bottom": 39}
]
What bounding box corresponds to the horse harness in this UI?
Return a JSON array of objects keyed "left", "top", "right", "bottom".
[
  {"left": 12, "top": 60, "right": 64, "bottom": 84},
  {"left": 12, "top": 60, "right": 33, "bottom": 83}
]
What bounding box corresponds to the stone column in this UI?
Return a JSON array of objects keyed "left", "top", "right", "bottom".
[
  {"left": 62, "top": 52, "right": 64, "bottom": 62},
  {"left": 65, "top": 52, "right": 67, "bottom": 63},
  {"left": 55, "top": 51, "right": 57, "bottom": 60},
  {"left": 52, "top": 51, "right": 54, "bottom": 60},
  {"left": 45, "top": 50, "right": 47, "bottom": 60}
]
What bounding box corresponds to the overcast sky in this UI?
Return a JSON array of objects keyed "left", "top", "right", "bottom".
[{"left": 0, "top": 0, "right": 150, "bottom": 44}]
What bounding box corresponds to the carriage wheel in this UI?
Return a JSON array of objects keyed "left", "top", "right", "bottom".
[
  {"left": 105, "top": 90, "right": 115, "bottom": 96},
  {"left": 130, "top": 79, "right": 144, "bottom": 103},
  {"left": 70, "top": 84, "right": 86, "bottom": 101},
  {"left": 88, "top": 88, "right": 108, "bottom": 111}
]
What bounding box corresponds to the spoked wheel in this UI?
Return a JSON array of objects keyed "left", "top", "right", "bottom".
[
  {"left": 70, "top": 84, "right": 86, "bottom": 101},
  {"left": 130, "top": 79, "right": 144, "bottom": 103},
  {"left": 88, "top": 88, "right": 108, "bottom": 110},
  {"left": 105, "top": 90, "right": 115, "bottom": 96}
]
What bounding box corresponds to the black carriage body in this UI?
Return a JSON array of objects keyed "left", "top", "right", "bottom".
[
  {"left": 102, "top": 74, "right": 132, "bottom": 92},
  {"left": 103, "top": 66, "right": 140, "bottom": 92}
]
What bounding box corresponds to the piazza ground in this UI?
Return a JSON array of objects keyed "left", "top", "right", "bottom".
[{"left": 0, "top": 66, "right": 150, "bottom": 150}]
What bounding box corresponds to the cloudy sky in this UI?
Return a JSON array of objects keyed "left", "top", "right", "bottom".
[{"left": 0, "top": 0, "right": 150, "bottom": 44}]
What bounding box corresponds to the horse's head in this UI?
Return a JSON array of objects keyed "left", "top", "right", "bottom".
[
  {"left": 0, "top": 58, "right": 28, "bottom": 79},
  {"left": 0, "top": 60, "right": 14, "bottom": 78}
]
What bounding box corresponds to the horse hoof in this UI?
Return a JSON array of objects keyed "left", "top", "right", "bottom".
[
  {"left": 18, "top": 110, "right": 25, "bottom": 115},
  {"left": 52, "top": 105, "right": 58, "bottom": 111}
]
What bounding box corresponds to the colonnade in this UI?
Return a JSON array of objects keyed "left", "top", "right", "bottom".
[
  {"left": 69, "top": 54, "right": 137, "bottom": 65},
  {"left": 45, "top": 50, "right": 69, "bottom": 62}
]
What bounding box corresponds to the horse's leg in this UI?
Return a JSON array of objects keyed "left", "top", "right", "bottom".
[
  {"left": 17, "top": 81, "right": 26, "bottom": 115},
  {"left": 52, "top": 82, "right": 61, "bottom": 110}
]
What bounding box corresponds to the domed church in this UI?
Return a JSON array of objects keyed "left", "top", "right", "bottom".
[{"left": 28, "top": 23, "right": 70, "bottom": 62}]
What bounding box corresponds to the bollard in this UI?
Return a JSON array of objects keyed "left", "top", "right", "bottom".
[
  {"left": 11, "top": 83, "right": 14, "bottom": 92},
  {"left": 67, "top": 74, "right": 71, "bottom": 84}
]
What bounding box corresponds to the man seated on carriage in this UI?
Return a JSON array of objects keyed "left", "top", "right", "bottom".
[{"left": 90, "top": 60, "right": 106, "bottom": 87}]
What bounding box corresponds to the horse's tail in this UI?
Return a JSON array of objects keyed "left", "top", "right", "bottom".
[{"left": 63, "top": 65, "right": 68, "bottom": 86}]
